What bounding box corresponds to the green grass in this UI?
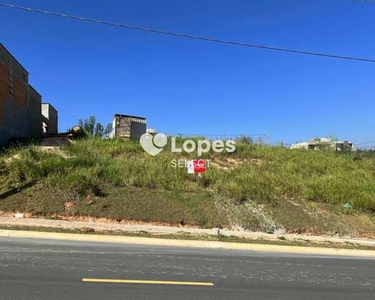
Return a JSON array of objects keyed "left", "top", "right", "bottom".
[
  {"left": 1, "top": 137, "right": 375, "bottom": 234},
  {"left": 0, "top": 184, "right": 226, "bottom": 228}
]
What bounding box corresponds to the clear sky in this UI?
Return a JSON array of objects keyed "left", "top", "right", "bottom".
[{"left": 1, "top": 0, "right": 374, "bottom": 145}]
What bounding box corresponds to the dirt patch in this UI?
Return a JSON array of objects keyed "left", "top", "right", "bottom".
[
  {"left": 0, "top": 211, "right": 204, "bottom": 229},
  {"left": 211, "top": 157, "right": 263, "bottom": 170},
  {"left": 248, "top": 158, "right": 263, "bottom": 166},
  {"left": 64, "top": 201, "right": 75, "bottom": 211},
  {"left": 4, "top": 154, "right": 21, "bottom": 165},
  {"left": 38, "top": 146, "right": 70, "bottom": 158},
  {"left": 0, "top": 210, "right": 32, "bottom": 218}
]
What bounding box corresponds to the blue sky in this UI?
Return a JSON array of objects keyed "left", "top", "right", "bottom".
[{"left": 1, "top": 0, "right": 374, "bottom": 144}]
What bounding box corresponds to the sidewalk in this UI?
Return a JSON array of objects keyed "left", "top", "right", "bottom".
[{"left": 1, "top": 216, "right": 375, "bottom": 247}]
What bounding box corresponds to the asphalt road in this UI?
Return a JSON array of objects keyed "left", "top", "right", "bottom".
[{"left": 0, "top": 237, "right": 374, "bottom": 300}]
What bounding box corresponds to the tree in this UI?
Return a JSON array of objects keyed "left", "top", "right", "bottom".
[
  {"left": 104, "top": 124, "right": 113, "bottom": 138},
  {"left": 78, "top": 116, "right": 112, "bottom": 138},
  {"left": 94, "top": 123, "right": 104, "bottom": 137}
]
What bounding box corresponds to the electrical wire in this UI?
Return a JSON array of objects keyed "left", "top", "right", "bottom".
[
  {"left": 356, "top": 140, "right": 375, "bottom": 146},
  {"left": 0, "top": 2, "right": 375, "bottom": 63},
  {"left": 353, "top": 0, "right": 375, "bottom": 4}
]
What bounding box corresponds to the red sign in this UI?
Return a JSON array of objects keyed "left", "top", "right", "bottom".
[{"left": 187, "top": 159, "right": 206, "bottom": 174}]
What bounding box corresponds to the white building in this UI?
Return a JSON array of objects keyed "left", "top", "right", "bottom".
[{"left": 291, "top": 137, "right": 355, "bottom": 151}]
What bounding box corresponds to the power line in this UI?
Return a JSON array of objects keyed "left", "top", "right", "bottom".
[
  {"left": 356, "top": 140, "right": 375, "bottom": 146},
  {"left": 1, "top": 2, "right": 375, "bottom": 63},
  {"left": 353, "top": 0, "right": 375, "bottom": 4}
]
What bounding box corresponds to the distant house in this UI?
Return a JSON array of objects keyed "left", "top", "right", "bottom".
[
  {"left": 110, "top": 114, "right": 147, "bottom": 140},
  {"left": 291, "top": 137, "right": 355, "bottom": 151}
]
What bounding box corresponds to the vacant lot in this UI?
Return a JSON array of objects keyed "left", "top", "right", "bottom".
[{"left": 1, "top": 137, "right": 375, "bottom": 236}]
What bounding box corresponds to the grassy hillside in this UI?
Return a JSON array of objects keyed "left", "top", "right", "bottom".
[{"left": 1, "top": 137, "right": 375, "bottom": 235}]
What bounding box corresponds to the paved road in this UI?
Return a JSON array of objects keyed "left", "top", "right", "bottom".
[{"left": 0, "top": 238, "right": 374, "bottom": 300}]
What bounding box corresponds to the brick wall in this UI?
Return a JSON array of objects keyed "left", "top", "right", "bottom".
[
  {"left": 0, "top": 63, "right": 10, "bottom": 122},
  {"left": 0, "top": 44, "right": 31, "bottom": 145}
]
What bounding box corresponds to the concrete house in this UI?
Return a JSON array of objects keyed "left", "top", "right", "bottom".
[
  {"left": 291, "top": 137, "right": 355, "bottom": 151},
  {"left": 0, "top": 43, "right": 58, "bottom": 146},
  {"left": 42, "top": 103, "right": 58, "bottom": 135},
  {"left": 111, "top": 114, "right": 147, "bottom": 140}
]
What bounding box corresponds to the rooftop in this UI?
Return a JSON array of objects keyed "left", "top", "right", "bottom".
[
  {"left": 28, "top": 85, "right": 42, "bottom": 97},
  {"left": 42, "top": 103, "right": 58, "bottom": 112},
  {"left": 0, "top": 43, "right": 29, "bottom": 74},
  {"left": 114, "top": 114, "right": 146, "bottom": 120}
]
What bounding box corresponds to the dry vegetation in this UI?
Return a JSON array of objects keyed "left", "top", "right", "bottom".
[{"left": 1, "top": 137, "right": 375, "bottom": 235}]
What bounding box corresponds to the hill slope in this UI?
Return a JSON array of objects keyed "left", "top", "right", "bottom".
[{"left": 1, "top": 138, "right": 375, "bottom": 236}]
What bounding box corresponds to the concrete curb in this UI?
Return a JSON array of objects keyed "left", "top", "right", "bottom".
[
  {"left": 1, "top": 229, "right": 375, "bottom": 258},
  {"left": 2, "top": 217, "right": 375, "bottom": 247}
]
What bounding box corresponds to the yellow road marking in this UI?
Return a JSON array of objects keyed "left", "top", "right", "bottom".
[{"left": 82, "top": 278, "right": 214, "bottom": 286}]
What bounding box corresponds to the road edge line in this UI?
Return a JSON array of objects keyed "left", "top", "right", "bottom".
[{"left": 1, "top": 229, "right": 374, "bottom": 257}]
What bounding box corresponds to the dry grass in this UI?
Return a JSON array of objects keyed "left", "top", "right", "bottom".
[{"left": 1, "top": 137, "right": 375, "bottom": 234}]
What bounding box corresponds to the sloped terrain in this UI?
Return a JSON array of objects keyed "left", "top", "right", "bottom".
[{"left": 1, "top": 138, "right": 375, "bottom": 236}]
